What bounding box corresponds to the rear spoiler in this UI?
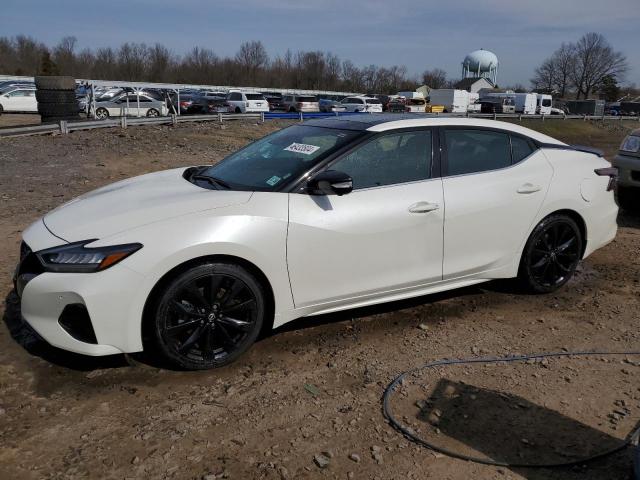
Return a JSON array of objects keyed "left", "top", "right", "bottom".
[{"left": 536, "top": 142, "right": 604, "bottom": 158}]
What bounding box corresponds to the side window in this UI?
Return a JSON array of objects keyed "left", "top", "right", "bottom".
[
  {"left": 330, "top": 131, "right": 432, "bottom": 189},
  {"left": 445, "top": 129, "right": 511, "bottom": 176},
  {"left": 511, "top": 136, "right": 536, "bottom": 163}
]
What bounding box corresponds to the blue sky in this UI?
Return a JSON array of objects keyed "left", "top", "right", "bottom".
[{"left": 1, "top": 0, "right": 639, "bottom": 87}]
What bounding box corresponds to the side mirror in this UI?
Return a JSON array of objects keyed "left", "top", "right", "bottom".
[{"left": 307, "top": 170, "right": 353, "bottom": 196}]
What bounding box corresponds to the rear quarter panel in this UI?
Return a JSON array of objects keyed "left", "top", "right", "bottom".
[{"left": 534, "top": 149, "right": 618, "bottom": 259}]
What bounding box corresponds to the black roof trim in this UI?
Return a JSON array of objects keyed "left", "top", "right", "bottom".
[
  {"left": 302, "top": 114, "right": 431, "bottom": 131},
  {"left": 538, "top": 142, "right": 603, "bottom": 157}
]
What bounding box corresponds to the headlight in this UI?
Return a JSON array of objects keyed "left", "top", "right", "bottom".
[
  {"left": 620, "top": 135, "right": 640, "bottom": 153},
  {"left": 36, "top": 240, "right": 142, "bottom": 273}
]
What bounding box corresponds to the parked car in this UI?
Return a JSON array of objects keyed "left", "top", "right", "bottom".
[
  {"left": 166, "top": 93, "right": 208, "bottom": 114},
  {"left": 612, "top": 128, "right": 640, "bottom": 210},
  {"left": 404, "top": 97, "right": 427, "bottom": 113},
  {"left": 206, "top": 97, "right": 231, "bottom": 114},
  {"left": 226, "top": 91, "right": 269, "bottom": 113},
  {"left": 282, "top": 95, "right": 320, "bottom": 113},
  {"left": 263, "top": 94, "right": 285, "bottom": 111},
  {"left": 480, "top": 98, "right": 516, "bottom": 114},
  {"left": 0, "top": 82, "right": 35, "bottom": 94},
  {"left": 92, "top": 94, "right": 169, "bottom": 119},
  {"left": 319, "top": 98, "right": 346, "bottom": 113},
  {"left": 0, "top": 87, "right": 37, "bottom": 113},
  {"left": 387, "top": 98, "right": 406, "bottom": 113},
  {"left": 14, "top": 116, "right": 618, "bottom": 370},
  {"left": 341, "top": 96, "right": 383, "bottom": 113}
]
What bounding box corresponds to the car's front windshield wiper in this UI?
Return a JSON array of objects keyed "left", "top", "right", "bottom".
[{"left": 191, "top": 174, "right": 231, "bottom": 190}]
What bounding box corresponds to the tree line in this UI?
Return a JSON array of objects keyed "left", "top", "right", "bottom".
[
  {"left": 0, "top": 36, "right": 424, "bottom": 93},
  {"left": 531, "top": 32, "right": 629, "bottom": 100}
]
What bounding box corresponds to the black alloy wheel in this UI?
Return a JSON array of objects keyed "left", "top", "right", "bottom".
[
  {"left": 152, "top": 262, "right": 265, "bottom": 369},
  {"left": 519, "top": 214, "right": 583, "bottom": 293}
]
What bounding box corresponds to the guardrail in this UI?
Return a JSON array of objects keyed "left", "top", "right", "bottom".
[{"left": 1, "top": 111, "right": 639, "bottom": 138}]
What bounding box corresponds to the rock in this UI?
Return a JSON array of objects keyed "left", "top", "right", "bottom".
[
  {"left": 371, "top": 445, "right": 381, "bottom": 453},
  {"left": 348, "top": 453, "right": 361, "bottom": 463},
  {"left": 313, "top": 453, "right": 330, "bottom": 469},
  {"left": 131, "top": 456, "right": 140, "bottom": 465},
  {"left": 472, "top": 346, "right": 479, "bottom": 355},
  {"left": 418, "top": 323, "right": 429, "bottom": 331},
  {"left": 372, "top": 451, "right": 383, "bottom": 464}
]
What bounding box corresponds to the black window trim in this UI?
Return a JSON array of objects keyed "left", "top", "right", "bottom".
[
  {"left": 287, "top": 126, "right": 442, "bottom": 193},
  {"left": 439, "top": 126, "right": 540, "bottom": 178}
]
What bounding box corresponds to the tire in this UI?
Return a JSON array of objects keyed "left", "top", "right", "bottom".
[
  {"left": 94, "top": 107, "right": 109, "bottom": 120},
  {"left": 38, "top": 102, "right": 79, "bottom": 117},
  {"left": 34, "top": 76, "right": 76, "bottom": 91},
  {"left": 235, "top": 107, "right": 242, "bottom": 113},
  {"left": 148, "top": 262, "right": 266, "bottom": 370},
  {"left": 40, "top": 114, "right": 80, "bottom": 124},
  {"left": 146, "top": 108, "right": 160, "bottom": 117},
  {"left": 0, "top": 104, "right": 3, "bottom": 116},
  {"left": 36, "top": 90, "right": 77, "bottom": 104},
  {"left": 617, "top": 186, "right": 638, "bottom": 211},
  {"left": 518, "top": 214, "right": 583, "bottom": 293},
  {"left": 289, "top": 107, "right": 296, "bottom": 113}
]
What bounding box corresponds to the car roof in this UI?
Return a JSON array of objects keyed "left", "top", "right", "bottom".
[{"left": 303, "top": 115, "right": 566, "bottom": 144}]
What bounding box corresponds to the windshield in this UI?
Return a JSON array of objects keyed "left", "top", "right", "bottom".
[
  {"left": 542, "top": 99, "right": 552, "bottom": 107},
  {"left": 200, "top": 125, "right": 362, "bottom": 191}
]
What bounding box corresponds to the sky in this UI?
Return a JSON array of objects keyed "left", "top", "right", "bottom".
[{"left": 1, "top": 0, "right": 639, "bottom": 87}]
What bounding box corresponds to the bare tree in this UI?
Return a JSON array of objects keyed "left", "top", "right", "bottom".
[
  {"left": 571, "top": 33, "right": 627, "bottom": 99},
  {"left": 421, "top": 68, "right": 447, "bottom": 89},
  {"left": 235, "top": 41, "right": 268, "bottom": 84},
  {"left": 551, "top": 43, "right": 575, "bottom": 98},
  {"left": 53, "top": 36, "right": 77, "bottom": 76}
]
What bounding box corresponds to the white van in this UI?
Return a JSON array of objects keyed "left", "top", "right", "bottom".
[
  {"left": 226, "top": 91, "right": 269, "bottom": 113},
  {"left": 536, "top": 94, "right": 553, "bottom": 115},
  {"left": 484, "top": 92, "right": 537, "bottom": 115},
  {"left": 341, "top": 96, "right": 383, "bottom": 113},
  {"left": 428, "top": 89, "right": 470, "bottom": 113}
]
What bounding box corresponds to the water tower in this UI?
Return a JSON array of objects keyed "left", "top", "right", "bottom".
[{"left": 462, "top": 49, "right": 499, "bottom": 84}]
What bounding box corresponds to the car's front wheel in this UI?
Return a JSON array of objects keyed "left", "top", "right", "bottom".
[
  {"left": 149, "top": 262, "right": 266, "bottom": 370},
  {"left": 518, "top": 214, "right": 583, "bottom": 293},
  {"left": 95, "top": 107, "right": 109, "bottom": 120}
]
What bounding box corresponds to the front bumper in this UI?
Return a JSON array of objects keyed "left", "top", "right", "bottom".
[
  {"left": 14, "top": 222, "right": 147, "bottom": 356},
  {"left": 613, "top": 153, "right": 640, "bottom": 188}
]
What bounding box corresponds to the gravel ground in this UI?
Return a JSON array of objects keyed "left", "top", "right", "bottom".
[{"left": 0, "top": 119, "right": 639, "bottom": 480}]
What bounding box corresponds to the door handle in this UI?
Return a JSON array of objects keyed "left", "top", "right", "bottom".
[
  {"left": 517, "top": 183, "right": 542, "bottom": 194},
  {"left": 408, "top": 201, "right": 440, "bottom": 213}
]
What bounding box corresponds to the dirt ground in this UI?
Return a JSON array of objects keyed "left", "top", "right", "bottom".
[{"left": 0, "top": 118, "right": 639, "bottom": 480}]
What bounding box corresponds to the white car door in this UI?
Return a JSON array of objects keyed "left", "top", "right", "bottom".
[
  {"left": 287, "top": 129, "right": 444, "bottom": 308},
  {"left": 441, "top": 127, "right": 553, "bottom": 279},
  {"left": 3, "top": 90, "right": 30, "bottom": 111}
]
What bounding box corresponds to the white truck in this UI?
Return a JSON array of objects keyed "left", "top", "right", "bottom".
[
  {"left": 536, "top": 94, "right": 552, "bottom": 115},
  {"left": 428, "top": 89, "right": 470, "bottom": 113},
  {"left": 483, "top": 92, "right": 537, "bottom": 115}
]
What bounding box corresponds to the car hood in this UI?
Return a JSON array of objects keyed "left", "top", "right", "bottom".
[{"left": 44, "top": 168, "right": 252, "bottom": 242}]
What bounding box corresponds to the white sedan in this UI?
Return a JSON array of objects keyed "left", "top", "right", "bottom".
[{"left": 15, "top": 115, "right": 618, "bottom": 369}]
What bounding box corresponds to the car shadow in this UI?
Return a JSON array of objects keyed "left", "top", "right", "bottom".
[
  {"left": 3, "top": 290, "right": 130, "bottom": 371},
  {"left": 413, "top": 378, "right": 636, "bottom": 480},
  {"left": 270, "top": 283, "right": 489, "bottom": 336}
]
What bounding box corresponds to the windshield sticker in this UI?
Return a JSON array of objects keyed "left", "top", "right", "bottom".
[
  {"left": 284, "top": 143, "right": 321, "bottom": 155},
  {"left": 266, "top": 175, "right": 282, "bottom": 186}
]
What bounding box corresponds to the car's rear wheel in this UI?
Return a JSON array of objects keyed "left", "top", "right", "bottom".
[
  {"left": 151, "top": 262, "right": 265, "bottom": 370},
  {"left": 95, "top": 107, "right": 109, "bottom": 119},
  {"left": 146, "top": 108, "right": 159, "bottom": 117},
  {"left": 235, "top": 107, "right": 241, "bottom": 114},
  {"left": 518, "top": 214, "right": 583, "bottom": 293}
]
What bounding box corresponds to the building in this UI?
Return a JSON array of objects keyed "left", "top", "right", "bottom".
[{"left": 454, "top": 77, "right": 494, "bottom": 93}]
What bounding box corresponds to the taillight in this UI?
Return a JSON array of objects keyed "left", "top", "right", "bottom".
[
  {"left": 245, "top": 102, "right": 249, "bottom": 107},
  {"left": 595, "top": 167, "right": 618, "bottom": 191}
]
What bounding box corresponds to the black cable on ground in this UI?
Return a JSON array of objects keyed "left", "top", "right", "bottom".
[{"left": 382, "top": 350, "right": 640, "bottom": 469}]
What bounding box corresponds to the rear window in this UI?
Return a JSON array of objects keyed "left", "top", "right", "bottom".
[
  {"left": 542, "top": 99, "right": 552, "bottom": 107},
  {"left": 366, "top": 99, "right": 382, "bottom": 104},
  {"left": 246, "top": 94, "right": 265, "bottom": 100},
  {"left": 409, "top": 98, "right": 425, "bottom": 105},
  {"left": 297, "top": 96, "right": 317, "bottom": 102}
]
